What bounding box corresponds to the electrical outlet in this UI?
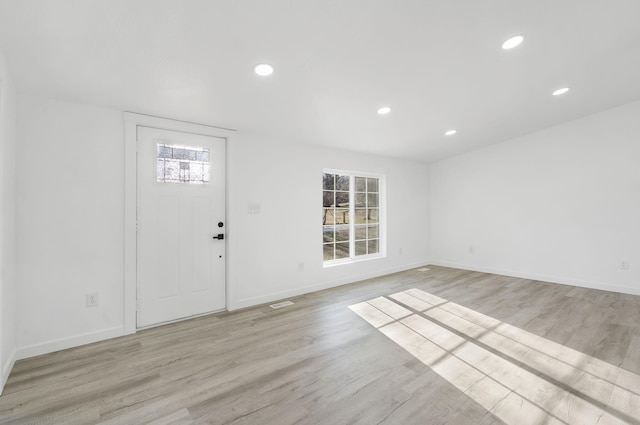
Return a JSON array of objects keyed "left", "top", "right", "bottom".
[
  {"left": 620, "top": 261, "right": 629, "bottom": 270},
  {"left": 469, "top": 246, "right": 475, "bottom": 254},
  {"left": 86, "top": 293, "right": 99, "bottom": 307},
  {"left": 298, "top": 262, "right": 304, "bottom": 272},
  {"left": 399, "top": 248, "right": 403, "bottom": 255}
]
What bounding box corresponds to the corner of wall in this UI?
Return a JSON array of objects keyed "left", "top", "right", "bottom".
[
  {"left": 0, "top": 349, "right": 16, "bottom": 395},
  {"left": 0, "top": 49, "right": 18, "bottom": 395}
]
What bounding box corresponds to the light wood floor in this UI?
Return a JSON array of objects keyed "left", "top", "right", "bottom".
[{"left": 1, "top": 266, "right": 639, "bottom": 424}]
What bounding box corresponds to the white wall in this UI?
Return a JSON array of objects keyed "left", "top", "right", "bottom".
[
  {"left": 229, "top": 133, "right": 430, "bottom": 309},
  {"left": 9, "top": 83, "right": 640, "bottom": 378},
  {"left": 430, "top": 101, "right": 640, "bottom": 295},
  {"left": 16, "top": 95, "right": 125, "bottom": 358},
  {"left": 14, "top": 95, "right": 430, "bottom": 359},
  {"left": 0, "top": 52, "right": 18, "bottom": 393}
]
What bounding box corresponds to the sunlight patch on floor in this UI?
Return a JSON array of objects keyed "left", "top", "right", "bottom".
[{"left": 348, "top": 289, "right": 640, "bottom": 425}]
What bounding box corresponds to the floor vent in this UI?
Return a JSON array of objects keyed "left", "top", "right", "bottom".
[
  {"left": 416, "top": 267, "right": 430, "bottom": 272},
  {"left": 270, "top": 301, "right": 294, "bottom": 309}
]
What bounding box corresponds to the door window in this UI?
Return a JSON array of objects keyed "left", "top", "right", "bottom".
[{"left": 156, "top": 143, "right": 210, "bottom": 184}]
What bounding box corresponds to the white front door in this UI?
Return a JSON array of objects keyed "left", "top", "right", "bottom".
[{"left": 137, "top": 126, "right": 226, "bottom": 328}]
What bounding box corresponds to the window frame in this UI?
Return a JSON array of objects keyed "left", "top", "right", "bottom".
[{"left": 322, "top": 169, "right": 386, "bottom": 267}]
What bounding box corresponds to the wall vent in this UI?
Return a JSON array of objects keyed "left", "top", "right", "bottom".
[{"left": 270, "top": 301, "right": 294, "bottom": 309}]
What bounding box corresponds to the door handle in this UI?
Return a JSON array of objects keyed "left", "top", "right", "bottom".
[{"left": 212, "top": 234, "right": 225, "bottom": 240}]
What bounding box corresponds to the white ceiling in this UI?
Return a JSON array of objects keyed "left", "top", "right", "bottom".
[{"left": 1, "top": 0, "right": 639, "bottom": 162}]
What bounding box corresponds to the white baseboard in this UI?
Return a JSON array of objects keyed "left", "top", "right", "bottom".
[
  {"left": 229, "top": 260, "right": 430, "bottom": 310},
  {"left": 1, "top": 348, "right": 17, "bottom": 395},
  {"left": 430, "top": 260, "right": 640, "bottom": 296},
  {"left": 15, "top": 326, "right": 125, "bottom": 361}
]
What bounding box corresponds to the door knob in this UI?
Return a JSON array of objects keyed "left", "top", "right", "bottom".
[{"left": 212, "top": 234, "right": 225, "bottom": 240}]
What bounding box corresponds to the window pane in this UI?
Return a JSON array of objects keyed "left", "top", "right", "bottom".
[
  {"left": 158, "top": 145, "right": 172, "bottom": 158},
  {"left": 367, "top": 193, "right": 379, "bottom": 208},
  {"left": 367, "top": 224, "right": 379, "bottom": 239},
  {"left": 335, "top": 191, "right": 349, "bottom": 207},
  {"left": 323, "top": 226, "right": 335, "bottom": 243},
  {"left": 367, "top": 208, "right": 379, "bottom": 223},
  {"left": 323, "top": 173, "right": 335, "bottom": 190},
  {"left": 190, "top": 162, "right": 207, "bottom": 182},
  {"left": 173, "top": 147, "right": 185, "bottom": 159},
  {"left": 368, "top": 239, "right": 379, "bottom": 254},
  {"left": 335, "top": 208, "right": 349, "bottom": 224},
  {"left": 323, "top": 244, "right": 335, "bottom": 261},
  {"left": 335, "top": 224, "right": 350, "bottom": 242},
  {"left": 164, "top": 159, "right": 179, "bottom": 182},
  {"left": 336, "top": 175, "right": 350, "bottom": 191},
  {"left": 355, "top": 224, "right": 367, "bottom": 240},
  {"left": 323, "top": 191, "right": 334, "bottom": 207},
  {"left": 355, "top": 177, "right": 366, "bottom": 192},
  {"left": 196, "top": 150, "right": 209, "bottom": 162},
  {"left": 335, "top": 242, "right": 350, "bottom": 259},
  {"left": 156, "top": 159, "right": 165, "bottom": 181},
  {"left": 355, "top": 193, "right": 366, "bottom": 208},
  {"left": 355, "top": 240, "right": 367, "bottom": 256},
  {"left": 354, "top": 208, "right": 367, "bottom": 224},
  {"left": 367, "top": 178, "right": 379, "bottom": 192},
  {"left": 323, "top": 208, "right": 336, "bottom": 225}
]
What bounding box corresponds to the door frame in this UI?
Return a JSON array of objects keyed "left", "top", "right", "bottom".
[{"left": 123, "top": 112, "right": 237, "bottom": 334}]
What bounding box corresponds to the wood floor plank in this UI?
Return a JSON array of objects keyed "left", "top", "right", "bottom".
[
  {"left": 1, "top": 265, "right": 639, "bottom": 424},
  {"left": 145, "top": 408, "right": 194, "bottom": 425}
]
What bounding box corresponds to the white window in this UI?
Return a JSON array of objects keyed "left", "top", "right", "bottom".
[{"left": 323, "top": 170, "right": 385, "bottom": 264}]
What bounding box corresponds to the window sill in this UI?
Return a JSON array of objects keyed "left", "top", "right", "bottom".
[{"left": 323, "top": 253, "right": 386, "bottom": 268}]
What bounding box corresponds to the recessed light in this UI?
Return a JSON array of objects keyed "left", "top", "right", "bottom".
[
  {"left": 377, "top": 107, "right": 391, "bottom": 115},
  {"left": 445, "top": 130, "right": 457, "bottom": 136},
  {"left": 254, "top": 64, "right": 274, "bottom": 76},
  {"left": 552, "top": 87, "right": 570, "bottom": 96},
  {"left": 502, "top": 35, "right": 524, "bottom": 50}
]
